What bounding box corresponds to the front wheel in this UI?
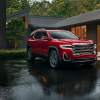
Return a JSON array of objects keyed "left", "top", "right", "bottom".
[{"left": 49, "top": 50, "right": 60, "bottom": 68}]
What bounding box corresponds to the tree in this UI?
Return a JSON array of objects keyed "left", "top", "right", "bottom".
[
  {"left": 6, "top": 19, "right": 27, "bottom": 48},
  {"left": 6, "top": 0, "right": 30, "bottom": 48},
  {"left": 47, "top": 0, "right": 100, "bottom": 17},
  {"left": 95, "top": 0, "right": 100, "bottom": 9},
  {"left": 20, "top": 0, "right": 30, "bottom": 9},
  {"left": 6, "top": 0, "right": 30, "bottom": 15},
  {"left": 30, "top": 0, "right": 50, "bottom": 16},
  {"left": 47, "top": 0, "right": 66, "bottom": 17}
]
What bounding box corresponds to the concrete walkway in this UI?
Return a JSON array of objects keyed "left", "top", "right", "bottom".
[{"left": 97, "top": 52, "right": 100, "bottom": 60}]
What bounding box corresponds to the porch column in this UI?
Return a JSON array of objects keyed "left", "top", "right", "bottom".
[{"left": 23, "top": 16, "right": 29, "bottom": 30}]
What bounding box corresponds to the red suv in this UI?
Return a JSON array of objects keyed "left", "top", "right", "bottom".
[{"left": 27, "top": 29, "right": 97, "bottom": 68}]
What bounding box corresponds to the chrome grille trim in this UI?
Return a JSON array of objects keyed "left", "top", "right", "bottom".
[{"left": 73, "top": 44, "right": 95, "bottom": 55}]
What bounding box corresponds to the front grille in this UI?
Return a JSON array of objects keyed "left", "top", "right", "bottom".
[{"left": 73, "top": 44, "right": 95, "bottom": 55}]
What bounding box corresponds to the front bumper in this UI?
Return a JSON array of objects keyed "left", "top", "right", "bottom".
[
  {"left": 62, "top": 52, "right": 97, "bottom": 63},
  {"left": 71, "top": 58, "right": 97, "bottom": 63}
]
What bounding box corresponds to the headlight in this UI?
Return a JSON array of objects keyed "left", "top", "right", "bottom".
[{"left": 60, "top": 45, "right": 72, "bottom": 49}]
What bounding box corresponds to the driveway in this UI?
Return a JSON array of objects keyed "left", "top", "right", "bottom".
[{"left": 0, "top": 59, "right": 100, "bottom": 100}]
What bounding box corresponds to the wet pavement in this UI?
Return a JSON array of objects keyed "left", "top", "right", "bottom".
[{"left": 0, "top": 59, "right": 100, "bottom": 100}]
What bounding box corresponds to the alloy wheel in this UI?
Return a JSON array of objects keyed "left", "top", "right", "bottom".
[{"left": 49, "top": 50, "right": 59, "bottom": 68}]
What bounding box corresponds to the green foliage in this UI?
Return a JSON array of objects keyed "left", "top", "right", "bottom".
[
  {"left": 30, "top": 0, "right": 100, "bottom": 17},
  {"left": 6, "top": 19, "right": 27, "bottom": 48},
  {"left": 47, "top": 0, "right": 66, "bottom": 17},
  {"left": 30, "top": 0, "right": 50, "bottom": 16},
  {"left": 6, "top": 0, "right": 30, "bottom": 49},
  {"left": 0, "top": 49, "right": 26, "bottom": 60},
  {"left": 7, "top": 0, "right": 100, "bottom": 17},
  {"left": 6, "top": 0, "right": 20, "bottom": 15},
  {"left": 6, "top": 0, "right": 30, "bottom": 15}
]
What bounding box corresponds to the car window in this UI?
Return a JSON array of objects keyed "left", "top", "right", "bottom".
[
  {"left": 50, "top": 31, "right": 79, "bottom": 39},
  {"left": 34, "top": 32, "right": 42, "bottom": 39},
  {"left": 34, "top": 31, "right": 48, "bottom": 39},
  {"left": 41, "top": 32, "right": 48, "bottom": 37}
]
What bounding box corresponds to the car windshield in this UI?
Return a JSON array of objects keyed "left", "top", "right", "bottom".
[{"left": 50, "top": 31, "right": 79, "bottom": 39}]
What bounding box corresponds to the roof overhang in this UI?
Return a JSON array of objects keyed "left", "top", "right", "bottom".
[
  {"left": 53, "top": 9, "right": 100, "bottom": 28},
  {"left": 6, "top": 9, "right": 29, "bottom": 21}
]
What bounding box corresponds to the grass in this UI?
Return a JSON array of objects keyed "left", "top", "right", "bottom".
[{"left": 0, "top": 49, "right": 26, "bottom": 60}]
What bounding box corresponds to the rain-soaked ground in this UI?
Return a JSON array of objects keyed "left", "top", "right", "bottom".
[{"left": 0, "top": 59, "right": 100, "bottom": 100}]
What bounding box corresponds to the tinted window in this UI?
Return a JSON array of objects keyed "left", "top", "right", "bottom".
[
  {"left": 51, "top": 31, "right": 78, "bottom": 39},
  {"left": 34, "top": 31, "right": 48, "bottom": 39},
  {"left": 34, "top": 32, "right": 42, "bottom": 39},
  {"left": 41, "top": 32, "right": 48, "bottom": 37}
]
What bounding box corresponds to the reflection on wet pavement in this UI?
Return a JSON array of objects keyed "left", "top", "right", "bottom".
[{"left": 0, "top": 59, "right": 100, "bottom": 100}]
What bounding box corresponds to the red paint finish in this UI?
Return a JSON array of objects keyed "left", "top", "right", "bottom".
[{"left": 27, "top": 29, "right": 97, "bottom": 63}]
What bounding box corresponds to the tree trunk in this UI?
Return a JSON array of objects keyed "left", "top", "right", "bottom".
[{"left": 0, "top": 0, "right": 6, "bottom": 48}]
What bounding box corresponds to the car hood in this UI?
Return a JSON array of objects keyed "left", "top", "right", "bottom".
[{"left": 57, "top": 39, "right": 93, "bottom": 45}]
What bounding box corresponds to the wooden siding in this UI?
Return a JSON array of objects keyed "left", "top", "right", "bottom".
[
  {"left": 71, "top": 25, "right": 86, "bottom": 40},
  {"left": 97, "top": 25, "right": 100, "bottom": 51}
]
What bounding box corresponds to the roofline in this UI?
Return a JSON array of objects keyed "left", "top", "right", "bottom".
[
  {"left": 57, "top": 19, "right": 100, "bottom": 28},
  {"left": 53, "top": 9, "right": 100, "bottom": 27},
  {"left": 6, "top": 9, "right": 30, "bottom": 21}
]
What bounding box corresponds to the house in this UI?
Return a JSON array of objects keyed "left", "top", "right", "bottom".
[{"left": 7, "top": 9, "right": 100, "bottom": 51}]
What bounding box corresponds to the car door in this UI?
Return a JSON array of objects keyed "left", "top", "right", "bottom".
[
  {"left": 39, "top": 31, "right": 50, "bottom": 56},
  {"left": 31, "top": 31, "right": 42, "bottom": 54}
]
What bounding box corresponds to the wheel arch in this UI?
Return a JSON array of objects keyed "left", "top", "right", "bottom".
[
  {"left": 48, "top": 46, "right": 59, "bottom": 54},
  {"left": 48, "top": 46, "right": 61, "bottom": 60}
]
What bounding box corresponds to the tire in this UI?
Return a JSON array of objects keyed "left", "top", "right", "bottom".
[
  {"left": 49, "top": 49, "right": 60, "bottom": 68},
  {"left": 27, "top": 48, "right": 35, "bottom": 62}
]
